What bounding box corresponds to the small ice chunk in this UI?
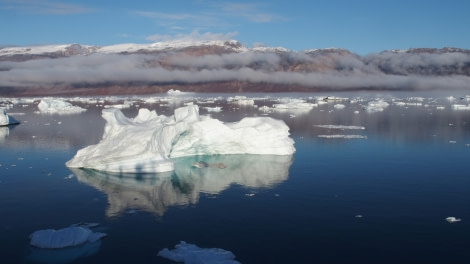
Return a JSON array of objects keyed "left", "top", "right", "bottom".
[
  {"left": 446, "top": 217, "right": 461, "bottom": 223},
  {"left": 334, "top": 104, "right": 345, "bottom": 109},
  {"left": 314, "top": 125, "right": 365, "bottom": 130},
  {"left": 366, "top": 100, "right": 389, "bottom": 113},
  {"left": 318, "top": 134, "right": 367, "bottom": 139},
  {"left": 29, "top": 226, "right": 106, "bottom": 249},
  {"left": 452, "top": 104, "right": 470, "bottom": 110},
  {"left": 204, "top": 106, "right": 222, "bottom": 112},
  {"left": 158, "top": 241, "right": 241, "bottom": 264}
]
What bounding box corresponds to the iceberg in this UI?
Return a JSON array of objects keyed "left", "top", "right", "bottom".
[
  {"left": 0, "top": 109, "right": 20, "bottom": 126},
  {"left": 66, "top": 105, "right": 295, "bottom": 173},
  {"left": 37, "top": 98, "right": 87, "bottom": 114},
  {"left": 366, "top": 100, "right": 389, "bottom": 113},
  {"left": 29, "top": 226, "right": 106, "bottom": 249},
  {"left": 158, "top": 241, "right": 241, "bottom": 264},
  {"left": 446, "top": 216, "right": 461, "bottom": 223}
]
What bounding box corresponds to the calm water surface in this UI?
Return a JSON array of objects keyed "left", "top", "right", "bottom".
[{"left": 1, "top": 92, "right": 470, "bottom": 263}]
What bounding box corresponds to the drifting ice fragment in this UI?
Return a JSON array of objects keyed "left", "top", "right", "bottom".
[
  {"left": 66, "top": 105, "right": 295, "bottom": 173},
  {"left": 445, "top": 217, "right": 461, "bottom": 223},
  {"left": 158, "top": 241, "right": 241, "bottom": 264},
  {"left": 314, "top": 125, "right": 365, "bottom": 130},
  {"left": 452, "top": 104, "right": 470, "bottom": 110},
  {"left": 29, "top": 226, "right": 106, "bottom": 249},
  {"left": 366, "top": 100, "right": 389, "bottom": 113},
  {"left": 318, "top": 134, "right": 367, "bottom": 139}
]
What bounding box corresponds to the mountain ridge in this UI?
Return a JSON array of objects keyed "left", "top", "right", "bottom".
[{"left": 1, "top": 40, "right": 469, "bottom": 96}]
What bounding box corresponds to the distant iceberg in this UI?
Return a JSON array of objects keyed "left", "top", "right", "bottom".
[
  {"left": 0, "top": 109, "right": 20, "bottom": 126},
  {"left": 158, "top": 241, "right": 241, "bottom": 264},
  {"left": 66, "top": 105, "right": 295, "bottom": 173},
  {"left": 37, "top": 98, "right": 87, "bottom": 114}
]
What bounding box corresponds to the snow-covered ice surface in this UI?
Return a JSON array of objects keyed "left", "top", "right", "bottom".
[
  {"left": 0, "top": 108, "right": 20, "bottom": 126},
  {"left": 66, "top": 105, "right": 295, "bottom": 173},
  {"left": 37, "top": 98, "right": 87, "bottom": 114},
  {"left": 158, "top": 241, "right": 241, "bottom": 264}
]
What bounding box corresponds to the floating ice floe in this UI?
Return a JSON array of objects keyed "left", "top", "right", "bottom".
[
  {"left": 322, "top": 96, "right": 348, "bottom": 101},
  {"left": 167, "top": 89, "right": 184, "bottom": 95},
  {"left": 452, "top": 104, "right": 470, "bottom": 110},
  {"left": 29, "top": 223, "right": 106, "bottom": 249},
  {"left": 66, "top": 105, "right": 295, "bottom": 173},
  {"left": 272, "top": 98, "right": 317, "bottom": 110},
  {"left": 333, "top": 104, "right": 346, "bottom": 109},
  {"left": 158, "top": 241, "right": 241, "bottom": 264},
  {"left": 104, "top": 100, "right": 133, "bottom": 109},
  {"left": 37, "top": 99, "right": 87, "bottom": 114},
  {"left": 318, "top": 135, "right": 367, "bottom": 139},
  {"left": 314, "top": 125, "right": 365, "bottom": 130},
  {"left": 228, "top": 96, "right": 255, "bottom": 105},
  {"left": 445, "top": 217, "right": 461, "bottom": 223},
  {"left": 366, "top": 100, "right": 389, "bottom": 113},
  {"left": 0, "top": 109, "right": 20, "bottom": 126},
  {"left": 203, "top": 106, "right": 223, "bottom": 112}
]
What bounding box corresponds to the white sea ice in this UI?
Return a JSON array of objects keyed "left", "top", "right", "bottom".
[
  {"left": 29, "top": 226, "right": 106, "bottom": 249},
  {"left": 446, "top": 217, "right": 461, "bottom": 223},
  {"left": 318, "top": 134, "right": 367, "bottom": 139},
  {"left": 203, "top": 106, "right": 223, "bottom": 112},
  {"left": 452, "top": 104, "right": 470, "bottom": 110},
  {"left": 0, "top": 109, "right": 20, "bottom": 126},
  {"left": 314, "top": 125, "right": 365, "bottom": 130},
  {"left": 333, "top": 104, "right": 346, "bottom": 109},
  {"left": 366, "top": 100, "right": 389, "bottom": 113},
  {"left": 158, "top": 241, "right": 241, "bottom": 264},
  {"left": 37, "top": 99, "right": 87, "bottom": 114},
  {"left": 66, "top": 105, "right": 295, "bottom": 173},
  {"left": 167, "top": 89, "right": 184, "bottom": 95}
]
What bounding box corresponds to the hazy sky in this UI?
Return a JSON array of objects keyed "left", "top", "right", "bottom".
[{"left": 1, "top": 0, "right": 469, "bottom": 54}]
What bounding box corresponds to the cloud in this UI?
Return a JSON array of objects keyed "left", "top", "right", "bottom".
[
  {"left": 1, "top": 49, "right": 469, "bottom": 91},
  {"left": 0, "top": 0, "right": 94, "bottom": 14},
  {"left": 146, "top": 30, "right": 238, "bottom": 42}
]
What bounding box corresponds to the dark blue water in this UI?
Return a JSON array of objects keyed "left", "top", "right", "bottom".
[{"left": 1, "top": 92, "right": 470, "bottom": 263}]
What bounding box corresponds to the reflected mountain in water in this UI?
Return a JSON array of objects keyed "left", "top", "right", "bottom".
[{"left": 71, "top": 154, "right": 293, "bottom": 217}]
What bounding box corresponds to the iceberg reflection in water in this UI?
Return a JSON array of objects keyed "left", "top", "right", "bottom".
[
  {"left": 71, "top": 154, "right": 293, "bottom": 217},
  {"left": 25, "top": 241, "right": 102, "bottom": 264}
]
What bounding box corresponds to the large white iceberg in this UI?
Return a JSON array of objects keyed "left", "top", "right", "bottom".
[
  {"left": 66, "top": 105, "right": 295, "bottom": 173},
  {"left": 158, "top": 241, "right": 241, "bottom": 264},
  {"left": 0, "top": 109, "right": 19, "bottom": 126},
  {"left": 37, "top": 98, "right": 87, "bottom": 114}
]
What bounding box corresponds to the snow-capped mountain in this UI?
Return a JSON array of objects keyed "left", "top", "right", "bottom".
[
  {"left": 0, "top": 40, "right": 248, "bottom": 60},
  {"left": 0, "top": 40, "right": 469, "bottom": 96}
]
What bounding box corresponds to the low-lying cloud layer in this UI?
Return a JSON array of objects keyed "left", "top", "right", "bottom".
[{"left": 1, "top": 47, "right": 469, "bottom": 94}]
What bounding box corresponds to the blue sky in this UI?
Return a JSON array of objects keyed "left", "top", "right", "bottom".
[{"left": 1, "top": 0, "right": 469, "bottom": 54}]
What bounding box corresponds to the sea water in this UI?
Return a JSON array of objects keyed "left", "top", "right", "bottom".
[{"left": 1, "top": 92, "right": 470, "bottom": 263}]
